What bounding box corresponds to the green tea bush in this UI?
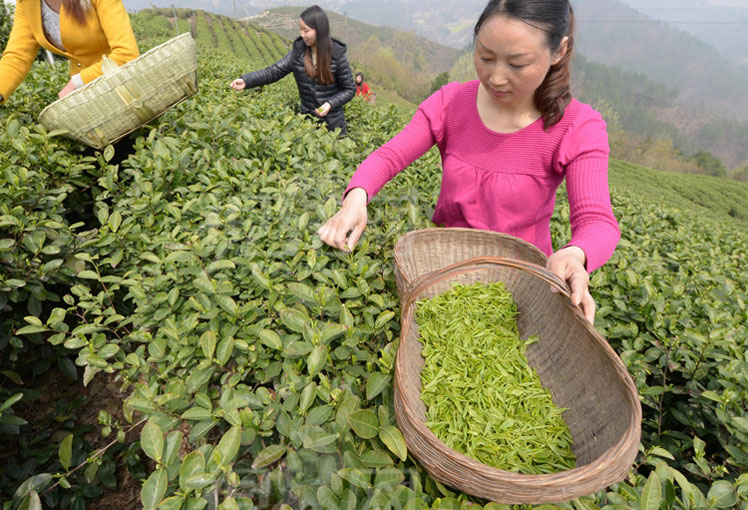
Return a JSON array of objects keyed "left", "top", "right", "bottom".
[
  {"left": 2, "top": 28, "right": 747, "bottom": 510},
  {"left": 0, "top": 57, "right": 128, "bottom": 509}
]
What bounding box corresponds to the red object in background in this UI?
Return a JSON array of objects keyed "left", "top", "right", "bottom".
[{"left": 356, "top": 81, "right": 372, "bottom": 100}]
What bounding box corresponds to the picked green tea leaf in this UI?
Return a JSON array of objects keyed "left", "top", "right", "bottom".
[{"left": 416, "top": 281, "right": 576, "bottom": 474}]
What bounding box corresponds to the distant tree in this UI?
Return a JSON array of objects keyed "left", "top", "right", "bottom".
[
  {"left": 688, "top": 151, "right": 727, "bottom": 177},
  {"left": 449, "top": 52, "right": 476, "bottom": 83},
  {"left": 731, "top": 165, "right": 748, "bottom": 182},
  {"left": 430, "top": 71, "right": 449, "bottom": 94}
]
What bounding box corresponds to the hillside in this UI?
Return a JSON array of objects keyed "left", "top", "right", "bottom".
[
  {"left": 244, "top": 6, "right": 460, "bottom": 103},
  {"left": 615, "top": 0, "right": 748, "bottom": 68},
  {"left": 573, "top": 0, "right": 748, "bottom": 124},
  {"left": 131, "top": 8, "right": 289, "bottom": 65}
]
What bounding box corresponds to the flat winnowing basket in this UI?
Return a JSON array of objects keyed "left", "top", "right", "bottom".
[
  {"left": 393, "top": 228, "right": 547, "bottom": 303},
  {"left": 394, "top": 256, "right": 642, "bottom": 504},
  {"left": 39, "top": 33, "right": 198, "bottom": 150}
]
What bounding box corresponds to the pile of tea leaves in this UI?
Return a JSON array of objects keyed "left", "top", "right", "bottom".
[{"left": 416, "top": 281, "right": 576, "bottom": 474}]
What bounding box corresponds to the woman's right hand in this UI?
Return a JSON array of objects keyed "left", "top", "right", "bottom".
[
  {"left": 230, "top": 78, "right": 246, "bottom": 91},
  {"left": 318, "top": 187, "right": 368, "bottom": 251}
]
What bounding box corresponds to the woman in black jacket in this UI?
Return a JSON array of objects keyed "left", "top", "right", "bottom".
[{"left": 230, "top": 5, "right": 356, "bottom": 134}]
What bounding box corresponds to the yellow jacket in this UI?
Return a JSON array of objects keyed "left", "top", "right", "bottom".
[{"left": 0, "top": 0, "right": 139, "bottom": 103}]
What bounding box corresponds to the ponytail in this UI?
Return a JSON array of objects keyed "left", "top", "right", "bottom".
[{"left": 535, "top": 4, "right": 573, "bottom": 128}]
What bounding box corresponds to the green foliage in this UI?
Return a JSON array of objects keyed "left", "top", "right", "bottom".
[
  {"left": 129, "top": 9, "right": 288, "bottom": 66},
  {"left": 732, "top": 165, "right": 748, "bottom": 182},
  {"left": 0, "top": 1, "right": 12, "bottom": 52},
  {"left": 687, "top": 151, "right": 727, "bottom": 178},
  {"left": 606, "top": 160, "right": 748, "bottom": 225},
  {"left": 1, "top": 17, "right": 747, "bottom": 510},
  {"left": 429, "top": 72, "right": 450, "bottom": 95},
  {"left": 0, "top": 53, "right": 134, "bottom": 510}
]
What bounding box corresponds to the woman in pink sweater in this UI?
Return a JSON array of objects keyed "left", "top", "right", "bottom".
[{"left": 318, "top": 0, "right": 620, "bottom": 323}]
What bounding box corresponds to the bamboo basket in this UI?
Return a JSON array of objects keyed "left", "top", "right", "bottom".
[
  {"left": 393, "top": 228, "right": 547, "bottom": 302},
  {"left": 39, "top": 33, "right": 198, "bottom": 149},
  {"left": 394, "top": 253, "right": 641, "bottom": 503}
]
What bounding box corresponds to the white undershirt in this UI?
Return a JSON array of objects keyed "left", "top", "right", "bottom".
[{"left": 41, "top": 0, "right": 84, "bottom": 88}]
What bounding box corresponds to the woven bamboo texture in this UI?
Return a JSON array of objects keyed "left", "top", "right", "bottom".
[
  {"left": 394, "top": 255, "right": 641, "bottom": 504},
  {"left": 39, "top": 33, "right": 198, "bottom": 149},
  {"left": 393, "top": 228, "right": 547, "bottom": 303}
]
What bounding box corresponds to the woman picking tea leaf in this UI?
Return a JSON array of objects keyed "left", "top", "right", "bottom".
[
  {"left": 319, "top": 0, "right": 619, "bottom": 323},
  {"left": 0, "top": 0, "right": 139, "bottom": 104},
  {"left": 230, "top": 5, "right": 356, "bottom": 135}
]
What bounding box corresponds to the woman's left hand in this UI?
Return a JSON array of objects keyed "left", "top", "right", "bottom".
[
  {"left": 58, "top": 80, "right": 76, "bottom": 99},
  {"left": 316, "top": 102, "right": 331, "bottom": 117},
  {"left": 547, "top": 246, "right": 595, "bottom": 325}
]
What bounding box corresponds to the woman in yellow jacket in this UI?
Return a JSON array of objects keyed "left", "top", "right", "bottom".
[{"left": 0, "top": 0, "right": 139, "bottom": 104}]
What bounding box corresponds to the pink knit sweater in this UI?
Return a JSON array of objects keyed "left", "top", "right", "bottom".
[{"left": 345, "top": 80, "right": 620, "bottom": 272}]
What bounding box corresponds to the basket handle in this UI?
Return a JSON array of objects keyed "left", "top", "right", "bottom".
[
  {"left": 403, "top": 256, "right": 572, "bottom": 310},
  {"left": 101, "top": 55, "right": 119, "bottom": 76}
]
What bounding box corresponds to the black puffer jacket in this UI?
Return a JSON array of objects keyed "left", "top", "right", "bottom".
[{"left": 240, "top": 37, "right": 356, "bottom": 133}]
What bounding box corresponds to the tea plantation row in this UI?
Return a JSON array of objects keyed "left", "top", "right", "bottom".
[{"left": 1, "top": 35, "right": 746, "bottom": 510}]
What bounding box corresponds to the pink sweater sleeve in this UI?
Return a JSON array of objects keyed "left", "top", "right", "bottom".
[
  {"left": 344, "top": 86, "right": 447, "bottom": 200},
  {"left": 558, "top": 108, "right": 620, "bottom": 272}
]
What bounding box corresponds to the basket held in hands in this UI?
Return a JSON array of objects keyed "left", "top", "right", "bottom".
[
  {"left": 393, "top": 234, "right": 641, "bottom": 504},
  {"left": 39, "top": 33, "right": 198, "bottom": 149}
]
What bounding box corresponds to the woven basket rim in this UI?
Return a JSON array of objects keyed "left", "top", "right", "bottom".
[
  {"left": 394, "top": 256, "right": 642, "bottom": 497},
  {"left": 393, "top": 228, "right": 548, "bottom": 291}
]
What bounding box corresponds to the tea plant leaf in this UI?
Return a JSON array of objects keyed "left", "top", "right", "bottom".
[
  {"left": 288, "top": 282, "right": 316, "bottom": 303},
  {"left": 252, "top": 444, "right": 287, "bottom": 469},
  {"left": 300, "top": 427, "right": 339, "bottom": 451},
  {"left": 214, "top": 426, "right": 242, "bottom": 466},
  {"left": 58, "top": 434, "right": 73, "bottom": 471},
  {"left": 317, "top": 486, "right": 339, "bottom": 510},
  {"left": 374, "top": 310, "right": 395, "bottom": 330},
  {"left": 338, "top": 467, "right": 370, "bottom": 490},
  {"left": 280, "top": 308, "right": 308, "bottom": 333},
  {"left": 306, "top": 345, "right": 327, "bottom": 376},
  {"left": 360, "top": 450, "right": 394, "bottom": 468},
  {"left": 373, "top": 467, "right": 405, "bottom": 491},
  {"left": 141, "top": 468, "right": 168, "bottom": 510},
  {"left": 366, "top": 372, "right": 390, "bottom": 400},
  {"left": 158, "top": 496, "right": 184, "bottom": 510},
  {"left": 181, "top": 407, "right": 212, "bottom": 421},
  {"left": 379, "top": 425, "right": 408, "bottom": 461},
  {"left": 163, "top": 431, "right": 183, "bottom": 469},
  {"left": 641, "top": 471, "right": 662, "bottom": 510},
  {"left": 25, "top": 491, "right": 42, "bottom": 510},
  {"left": 347, "top": 409, "right": 379, "bottom": 439},
  {"left": 251, "top": 264, "right": 271, "bottom": 291},
  {"left": 200, "top": 330, "right": 217, "bottom": 360},
  {"left": 179, "top": 451, "right": 205, "bottom": 491},
  {"left": 707, "top": 481, "right": 738, "bottom": 508},
  {"left": 206, "top": 260, "right": 235, "bottom": 273},
  {"left": 259, "top": 329, "right": 282, "bottom": 350},
  {"left": 299, "top": 382, "right": 317, "bottom": 413},
  {"left": 320, "top": 323, "right": 348, "bottom": 344},
  {"left": 141, "top": 421, "right": 164, "bottom": 462}
]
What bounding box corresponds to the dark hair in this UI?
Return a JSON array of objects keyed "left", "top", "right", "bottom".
[
  {"left": 355, "top": 72, "right": 364, "bottom": 81},
  {"left": 300, "top": 5, "right": 334, "bottom": 85},
  {"left": 473, "top": 0, "right": 574, "bottom": 128},
  {"left": 62, "top": 0, "right": 90, "bottom": 24}
]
